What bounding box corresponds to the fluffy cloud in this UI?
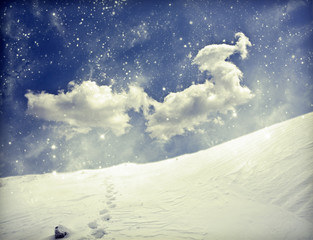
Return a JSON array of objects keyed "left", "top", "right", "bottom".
[
  {"left": 26, "top": 32, "right": 253, "bottom": 141},
  {"left": 145, "top": 32, "right": 254, "bottom": 141},
  {"left": 26, "top": 81, "right": 153, "bottom": 136},
  {"left": 286, "top": 0, "right": 306, "bottom": 14}
]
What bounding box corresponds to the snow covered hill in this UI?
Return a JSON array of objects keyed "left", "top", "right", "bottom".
[{"left": 1, "top": 112, "right": 313, "bottom": 240}]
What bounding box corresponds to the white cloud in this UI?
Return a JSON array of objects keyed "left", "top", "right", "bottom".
[
  {"left": 286, "top": 0, "right": 306, "bottom": 14},
  {"left": 145, "top": 32, "right": 254, "bottom": 141},
  {"left": 26, "top": 32, "right": 253, "bottom": 141},
  {"left": 235, "top": 32, "right": 252, "bottom": 59},
  {"left": 26, "top": 81, "right": 153, "bottom": 136}
]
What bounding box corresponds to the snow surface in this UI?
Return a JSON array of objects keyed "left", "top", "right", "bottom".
[{"left": 1, "top": 112, "right": 313, "bottom": 240}]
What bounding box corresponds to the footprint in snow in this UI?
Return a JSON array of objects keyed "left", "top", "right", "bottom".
[
  {"left": 99, "top": 209, "right": 109, "bottom": 215},
  {"left": 106, "top": 195, "right": 116, "bottom": 201},
  {"left": 88, "top": 221, "right": 98, "bottom": 229},
  {"left": 108, "top": 203, "right": 116, "bottom": 208},
  {"left": 106, "top": 188, "right": 114, "bottom": 194},
  {"left": 101, "top": 213, "right": 111, "bottom": 221},
  {"left": 91, "top": 228, "right": 106, "bottom": 239},
  {"left": 89, "top": 179, "right": 117, "bottom": 237},
  {"left": 106, "top": 184, "right": 115, "bottom": 193}
]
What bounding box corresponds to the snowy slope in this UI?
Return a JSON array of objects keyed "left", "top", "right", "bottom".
[{"left": 0, "top": 112, "right": 313, "bottom": 240}]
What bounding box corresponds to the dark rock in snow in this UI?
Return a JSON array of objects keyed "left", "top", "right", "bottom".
[{"left": 55, "top": 225, "right": 67, "bottom": 239}]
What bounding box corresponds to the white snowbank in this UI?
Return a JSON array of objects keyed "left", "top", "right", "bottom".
[{"left": 0, "top": 112, "right": 312, "bottom": 239}]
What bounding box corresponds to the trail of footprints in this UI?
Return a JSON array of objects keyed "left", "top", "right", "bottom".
[{"left": 88, "top": 180, "right": 117, "bottom": 239}]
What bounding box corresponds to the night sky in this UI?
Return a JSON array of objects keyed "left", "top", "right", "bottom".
[{"left": 1, "top": 0, "right": 312, "bottom": 177}]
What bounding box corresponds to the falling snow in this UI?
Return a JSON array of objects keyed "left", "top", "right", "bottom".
[{"left": 0, "top": 0, "right": 312, "bottom": 176}]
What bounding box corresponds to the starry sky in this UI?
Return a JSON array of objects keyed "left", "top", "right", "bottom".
[{"left": 1, "top": 0, "right": 312, "bottom": 177}]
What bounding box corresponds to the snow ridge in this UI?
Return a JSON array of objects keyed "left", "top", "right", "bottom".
[{"left": 0, "top": 112, "right": 312, "bottom": 239}]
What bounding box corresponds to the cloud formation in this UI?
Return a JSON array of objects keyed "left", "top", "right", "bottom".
[
  {"left": 26, "top": 81, "right": 153, "bottom": 136},
  {"left": 146, "top": 32, "right": 254, "bottom": 140},
  {"left": 25, "top": 32, "right": 253, "bottom": 141}
]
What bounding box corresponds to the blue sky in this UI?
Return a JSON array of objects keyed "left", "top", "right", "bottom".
[{"left": 1, "top": 0, "right": 312, "bottom": 177}]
